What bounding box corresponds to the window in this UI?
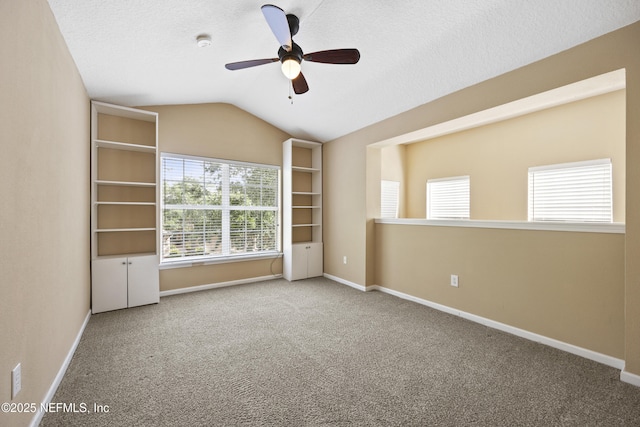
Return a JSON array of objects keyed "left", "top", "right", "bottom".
[
  {"left": 528, "top": 159, "right": 612, "bottom": 222},
  {"left": 426, "top": 176, "right": 470, "bottom": 219},
  {"left": 381, "top": 180, "right": 400, "bottom": 218},
  {"left": 161, "top": 154, "right": 280, "bottom": 262}
]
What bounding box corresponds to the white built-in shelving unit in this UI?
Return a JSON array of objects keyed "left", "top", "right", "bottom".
[
  {"left": 283, "top": 138, "right": 323, "bottom": 281},
  {"left": 90, "top": 101, "right": 159, "bottom": 313}
]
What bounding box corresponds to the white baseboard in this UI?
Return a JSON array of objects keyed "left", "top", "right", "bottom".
[
  {"left": 30, "top": 309, "right": 91, "bottom": 427},
  {"left": 366, "top": 284, "right": 625, "bottom": 371},
  {"left": 621, "top": 370, "right": 640, "bottom": 387},
  {"left": 323, "top": 273, "right": 367, "bottom": 292},
  {"left": 159, "top": 274, "right": 282, "bottom": 297}
]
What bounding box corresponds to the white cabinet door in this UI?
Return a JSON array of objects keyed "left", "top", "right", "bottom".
[
  {"left": 92, "top": 258, "right": 128, "bottom": 314},
  {"left": 127, "top": 255, "right": 159, "bottom": 308},
  {"left": 92, "top": 255, "right": 159, "bottom": 313},
  {"left": 290, "top": 242, "right": 323, "bottom": 280},
  {"left": 306, "top": 242, "right": 323, "bottom": 278},
  {"left": 291, "top": 243, "right": 309, "bottom": 281}
]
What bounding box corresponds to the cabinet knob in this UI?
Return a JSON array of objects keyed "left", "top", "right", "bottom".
[{"left": 121, "top": 262, "right": 126, "bottom": 265}]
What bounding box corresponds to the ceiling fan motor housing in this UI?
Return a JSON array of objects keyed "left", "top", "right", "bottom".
[{"left": 279, "top": 43, "right": 303, "bottom": 65}]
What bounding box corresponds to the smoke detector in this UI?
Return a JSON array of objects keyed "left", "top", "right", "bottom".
[{"left": 196, "top": 34, "right": 212, "bottom": 48}]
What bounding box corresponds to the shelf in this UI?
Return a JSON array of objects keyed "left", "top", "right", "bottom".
[
  {"left": 292, "top": 166, "right": 320, "bottom": 173},
  {"left": 95, "top": 228, "right": 157, "bottom": 233},
  {"left": 292, "top": 192, "right": 321, "bottom": 196},
  {"left": 95, "top": 228, "right": 156, "bottom": 258},
  {"left": 95, "top": 201, "right": 156, "bottom": 206},
  {"left": 293, "top": 206, "right": 321, "bottom": 209},
  {"left": 290, "top": 138, "right": 322, "bottom": 150},
  {"left": 95, "top": 139, "right": 156, "bottom": 153},
  {"left": 96, "top": 180, "right": 156, "bottom": 187},
  {"left": 93, "top": 100, "right": 157, "bottom": 122},
  {"left": 292, "top": 241, "right": 321, "bottom": 246},
  {"left": 94, "top": 252, "right": 157, "bottom": 260},
  {"left": 292, "top": 224, "right": 322, "bottom": 227}
]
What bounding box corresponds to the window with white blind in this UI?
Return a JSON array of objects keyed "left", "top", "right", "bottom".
[
  {"left": 381, "top": 180, "right": 400, "bottom": 218},
  {"left": 528, "top": 159, "right": 612, "bottom": 222},
  {"left": 161, "top": 154, "right": 280, "bottom": 262},
  {"left": 426, "top": 176, "right": 470, "bottom": 219}
]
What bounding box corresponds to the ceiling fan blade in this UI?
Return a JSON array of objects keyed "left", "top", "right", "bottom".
[
  {"left": 261, "top": 4, "right": 292, "bottom": 51},
  {"left": 292, "top": 72, "right": 309, "bottom": 94},
  {"left": 225, "top": 58, "right": 279, "bottom": 71},
  {"left": 303, "top": 49, "right": 361, "bottom": 64}
]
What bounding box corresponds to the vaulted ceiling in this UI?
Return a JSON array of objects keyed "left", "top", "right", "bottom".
[{"left": 47, "top": 0, "right": 640, "bottom": 142}]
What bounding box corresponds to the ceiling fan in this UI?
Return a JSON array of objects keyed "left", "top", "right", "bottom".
[{"left": 224, "top": 4, "right": 360, "bottom": 95}]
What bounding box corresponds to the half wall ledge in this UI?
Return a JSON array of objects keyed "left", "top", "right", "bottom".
[{"left": 374, "top": 218, "right": 625, "bottom": 234}]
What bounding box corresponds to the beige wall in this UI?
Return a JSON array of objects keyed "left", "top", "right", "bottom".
[
  {"left": 141, "top": 103, "right": 290, "bottom": 291},
  {"left": 375, "top": 224, "right": 625, "bottom": 358},
  {"left": 324, "top": 135, "right": 369, "bottom": 284},
  {"left": 402, "top": 90, "right": 625, "bottom": 221},
  {"left": 0, "top": 1, "right": 90, "bottom": 426},
  {"left": 324, "top": 21, "right": 640, "bottom": 374},
  {"left": 142, "top": 103, "right": 287, "bottom": 166},
  {"left": 160, "top": 258, "right": 283, "bottom": 291}
]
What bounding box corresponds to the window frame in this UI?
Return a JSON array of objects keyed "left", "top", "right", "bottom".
[
  {"left": 426, "top": 175, "right": 470, "bottom": 220},
  {"left": 527, "top": 158, "right": 612, "bottom": 223},
  {"left": 160, "top": 152, "right": 281, "bottom": 265}
]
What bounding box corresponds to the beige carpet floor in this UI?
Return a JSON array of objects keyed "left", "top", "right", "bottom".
[{"left": 41, "top": 277, "right": 640, "bottom": 426}]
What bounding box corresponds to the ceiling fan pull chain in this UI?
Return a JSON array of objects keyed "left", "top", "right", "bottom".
[{"left": 288, "top": 80, "right": 294, "bottom": 104}]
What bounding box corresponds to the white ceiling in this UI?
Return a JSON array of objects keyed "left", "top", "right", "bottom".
[{"left": 47, "top": 0, "right": 640, "bottom": 142}]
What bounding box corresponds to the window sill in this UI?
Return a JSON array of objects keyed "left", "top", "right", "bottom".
[
  {"left": 374, "top": 218, "right": 625, "bottom": 234},
  {"left": 159, "top": 251, "right": 283, "bottom": 270}
]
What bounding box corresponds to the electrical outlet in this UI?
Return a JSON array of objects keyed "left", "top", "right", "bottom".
[
  {"left": 343, "top": 256, "right": 347, "bottom": 265},
  {"left": 12, "top": 363, "right": 21, "bottom": 399},
  {"left": 450, "top": 274, "right": 459, "bottom": 288}
]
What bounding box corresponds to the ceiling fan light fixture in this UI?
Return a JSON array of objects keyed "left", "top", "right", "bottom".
[{"left": 281, "top": 57, "right": 301, "bottom": 79}]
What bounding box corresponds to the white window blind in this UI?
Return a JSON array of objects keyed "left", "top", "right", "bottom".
[
  {"left": 381, "top": 180, "right": 400, "bottom": 218},
  {"left": 528, "top": 159, "right": 612, "bottom": 222},
  {"left": 161, "top": 154, "right": 280, "bottom": 262},
  {"left": 427, "top": 176, "right": 470, "bottom": 219}
]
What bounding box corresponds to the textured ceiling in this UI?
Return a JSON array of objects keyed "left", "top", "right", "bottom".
[{"left": 47, "top": 0, "right": 640, "bottom": 142}]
